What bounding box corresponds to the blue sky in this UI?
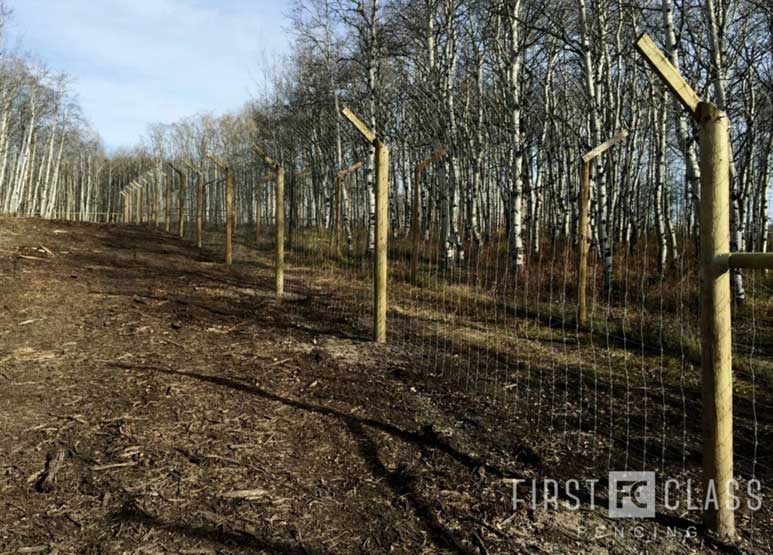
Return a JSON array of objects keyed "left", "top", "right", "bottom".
[{"left": 6, "top": 0, "right": 291, "bottom": 151}]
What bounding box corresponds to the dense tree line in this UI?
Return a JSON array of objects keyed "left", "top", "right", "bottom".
[
  {"left": 6, "top": 1, "right": 771, "bottom": 300},
  {"left": 0, "top": 5, "right": 131, "bottom": 222}
]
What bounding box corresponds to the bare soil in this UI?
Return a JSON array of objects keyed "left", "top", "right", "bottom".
[{"left": 0, "top": 217, "right": 768, "bottom": 554}]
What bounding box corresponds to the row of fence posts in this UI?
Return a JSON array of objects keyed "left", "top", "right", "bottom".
[{"left": 117, "top": 41, "right": 773, "bottom": 541}]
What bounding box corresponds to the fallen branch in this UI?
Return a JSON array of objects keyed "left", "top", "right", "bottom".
[
  {"left": 38, "top": 244, "right": 55, "bottom": 257},
  {"left": 92, "top": 461, "right": 137, "bottom": 472},
  {"left": 267, "top": 358, "right": 293, "bottom": 368},
  {"left": 218, "top": 489, "right": 268, "bottom": 500}
]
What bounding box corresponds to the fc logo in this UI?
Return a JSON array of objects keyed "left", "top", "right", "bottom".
[{"left": 609, "top": 471, "right": 656, "bottom": 518}]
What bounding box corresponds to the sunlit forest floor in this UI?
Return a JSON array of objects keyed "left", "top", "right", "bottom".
[{"left": 1, "top": 216, "right": 771, "bottom": 554}]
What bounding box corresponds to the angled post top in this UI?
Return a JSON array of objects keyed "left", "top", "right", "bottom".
[
  {"left": 206, "top": 153, "right": 229, "bottom": 171},
  {"left": 340, "top": 106, "right": 377, "bottom": 145},
  {"left": 252, "top": 144, "right": 279, "bottom": 170},
  {"left": 582, "top": 130, "right": 629, "bottom": 163},
  {"left": 635, "top": 33, "right": 700, "bottom": 119}
]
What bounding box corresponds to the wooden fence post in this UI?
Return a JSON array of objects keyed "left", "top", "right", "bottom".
[
  {"left": 335, "top": 172, "right": 343, "bottom": 256},
  {"left": 411, "top": 148, "right": 448, "bottom": 284},
  {"left": 256, "top": 178, "right": 264, "bottom": 244},
  {"left": 226, "top": 166, "right": 233, "bottom": 265},
  {"left": 697, "top": 101, "right": 734, "bottom": 538},
  {"left": 197, "top": 171, "right": 203, "bottom": 248},
  {"left": 155, "top": 170, "right": 161, "bottom": 227},
  {"left": 287, "top": 169, "right": 309, "bottom": 251},
  {"left": 636, "top": 32, "right": 735, "bottom": 540},
  {"left": 577, "top": 160, "right": 591, "bottom": 326},
  {"left": 121, "top": 192, "right": 129, "bottom": 223},
  {"left": 577, "top": 131, "right": 627, "bottom": 327},
  {"left": 206, "top": 155, "right": 233, "bottom": 265},
  {"left": 169, "top": 164, "right": 186, "bottom": 239},
  {"left": 276, "top": 167, "right": 285, "bottom": 298},
  {"left": 252, "top": 145, "right": 284, "bottom": 299},
  {"left": 144, "top": 178, "right": 152, "bottom": 224},
  {"left": 139, "top": 185, "right": 145, "bottom": 224},
  {"left": 333, "top": 162, "right": 363, "bottom": 258},
  {"left": 134, "top": 186, "right": 140, "bottom": 224},
  {"left": 633, "top": 33, "right": 773, "bottom": 541},
  {"left": 164, "top": 172, "right": 171, "bottom": 233},
  {"left": 374, "top": 140, "right": 389, "bottom": 343},
  {"left": 256, "top": 173, "right": 274, "bottom": 245},
  {"left": 340, "top": 106, "right": 389, "bottom": 343},
  {"left": 185, "top": 161, "right": 205, "bottom": 249}
]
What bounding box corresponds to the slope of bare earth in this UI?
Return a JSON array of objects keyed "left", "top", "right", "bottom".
[{"left": 0, "top": 217, "right": 761, "bottom": 554}]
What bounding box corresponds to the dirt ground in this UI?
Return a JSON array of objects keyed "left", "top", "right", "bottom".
[{"left": 0, "top": 217, "right": 767, "bottom": 555}]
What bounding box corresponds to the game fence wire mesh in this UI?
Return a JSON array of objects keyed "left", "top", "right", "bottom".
[{"left": 105, "top": 88, "right": 773, "bottom": 548}]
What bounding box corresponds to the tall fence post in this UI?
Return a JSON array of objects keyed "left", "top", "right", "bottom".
[
  {"left": 411, "top": 148, "right": 448, "bottom": 284},
  {"left": 252, "top": 145, "right": 284, "bottom": 299},
  {"left": 138, "top": 184, "right": 145, "bottom": 224},
  {"left": 335, "top": 171, "right": 343, "bottom": 257},
  {"left": 206, "top": 155, "right": 233, "bottom": 265},
  {"left": 256, "top": 173, "right": 275, "bottom": 245},
  {"left": 169, "top": 164, "right": 186, "bottom": 239},
  {"left": 164, "top": 171, "right": 171, "bottom": 233},
  {"left": 121, "top": 191, "right": 129, "bottom": 223},
  {"left": 145, "top": 178, "right": 152, "bottom": 224},
  {"left": 374, "top": 139, "right": 389, "bottom": 343},
  {"left": 697, "top": 101, "right": 734, "bottom": 538},
  {"left": 636, "top": 32, "right": 736, "bottom": 540},
  {"left": 333, "top": 162, "right": 362, "bottom": 258},
  {"left": 155, "top": 168, "right": 161, "bottom": 228},
  {"left": 226, "top": 166, "right": 233, "bottom": 265},
  {"left": 133, "top": 185, "right": 140, "bottom": 224},
  {"left": 577, "top": 160, "right": 591, "bottom": 326},
  {"left": 634, "top": 32, "right": 773, "bottom": 540},
  {"left": 577, "top": 131, "right": 627, "bottom": 327},
  {"left": 276, "top": 167, "right": 285, "bottom": 298},
  {"left": 197, "top": 170, "right": 204, "bottom": 248},
  {"left": 255, "top": 177, "right": 264, "bottom": 244},
  {"left": 185, "top": 161, "right": 205, "bottom": 249},
  {"left": 340, "top": 106, "right": 389, "bottom": 343}
]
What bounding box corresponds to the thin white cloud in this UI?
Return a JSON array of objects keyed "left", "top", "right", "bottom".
[{"left": 7, "top": 0, "right": 289, "bottom": 150}]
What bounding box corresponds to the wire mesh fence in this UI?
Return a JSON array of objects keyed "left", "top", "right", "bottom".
[{"left": 105, "top": 197, "right": 773, "bottom": 548}]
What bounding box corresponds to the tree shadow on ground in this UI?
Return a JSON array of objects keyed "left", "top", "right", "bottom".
[
  {"left": 113, "top": 363, "right": 534, "bottom": 554},
  {"left": 113, "top": 503, "right": 329, "bottom": 555},
  {"left": 115, "top": 363, "right": 706, "bottom": 551},
  {"left": 114, "top": 362, "right": 523, "bottom": 480}
]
